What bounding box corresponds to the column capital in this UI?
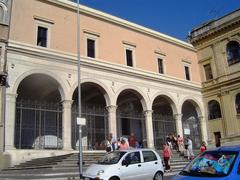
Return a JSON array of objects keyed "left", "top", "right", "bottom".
[
  {"left": 6, "top": 93, "right": 18, "bottom": 103},
  {"left": 106, "top": 105, "right": 117, "bottom": 113},
  {"left": 144, "top": 110, "right": 153, "bottom": 116},
  {"left": 61, "top": 100, "right": 73, "bottom": 108},
  {"left": 174, "top": 113, "right": 182, "bottom": 120}
]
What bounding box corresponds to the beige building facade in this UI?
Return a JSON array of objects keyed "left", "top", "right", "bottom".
[
  {"left": 189, "top": 9, "right": 240, "bottom": 148},
  {"left": 0, "top": 0, "right": 12, "bottom": 169},
  {"left": 1, "top": 0, "right": 208, "bottom": 167}
]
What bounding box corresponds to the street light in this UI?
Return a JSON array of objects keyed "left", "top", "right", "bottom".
[{"left": 76, "top": 0, "right": 84, "bottom": 178}]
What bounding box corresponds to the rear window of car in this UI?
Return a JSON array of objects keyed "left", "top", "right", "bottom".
[
  {"left": 180, "top": 151, "right": 238, "bottom": 177},
  {"left": 142, "top": 151, "right": 157, "bottom": 162}
]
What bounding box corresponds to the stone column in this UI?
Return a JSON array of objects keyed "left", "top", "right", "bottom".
[
  {"left": 106, "top": 105, "right": 117, "bottom": 138},
  {"left": 199, "top": 116, "right": 208, "bottom": 144},
  {"left": 144, "top": 110, "right": 154, "bottom": 148},
  {"left": 62, "top": 100, "right": 73, "bottom": 150},
  {"left": 5, "top": 93, "right": 17, "bottom": 150},
  {"left": 174, "top": 114, "right": 183, "bottom": 138}
]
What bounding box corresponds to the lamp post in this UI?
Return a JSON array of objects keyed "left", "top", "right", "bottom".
[{"left": 76, "top": 0, "right": 83, "bottom": 178}]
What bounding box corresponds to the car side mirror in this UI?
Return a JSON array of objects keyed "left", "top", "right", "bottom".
[{"left": 122, "top": 159, "right": 129, "bottom": 166}]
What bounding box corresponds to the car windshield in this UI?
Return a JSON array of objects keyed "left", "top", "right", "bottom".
[
  {"left": 180, "top": 151, "right": 238, "bottom": 177},
  {"left": 97, "top": 151, "right": 127, "bottom": 165}
]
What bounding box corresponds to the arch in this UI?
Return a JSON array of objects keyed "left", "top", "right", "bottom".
[
  {"left": 151, "top": 92, "right": 178, "bottom": 114},
  {"left": 226, "top": 41, "right": 240, "bottom": 65},
  {"left": 151, "top": 92, "right": 177, "bottom": 149},
  {"left": 179, "top": 96, "right": 203, "bottom": 117},
  {"left": 0, "top": 3, "right": 7, "bottom": 23},
  {"left": 70, "top": 78, "right": 111, "bottom": 106},
  {"left": 12, "top": 69, "right": 67, "bottom": 101},
  {"left": 115, "top": 85, "right": 148, "bottom": 111},
  {"left": 116, "top": 86, "right": 147, "bottom": 147},
  {"left": 181, "top": 98, "right": 202, "bottom": 148},
  {"left": 14, "top": 72, "right": 64, "bottom": 149}
]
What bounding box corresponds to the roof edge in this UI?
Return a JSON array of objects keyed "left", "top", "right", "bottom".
[{"left": 45, "top": 0, "right": 195, "bottom": 51}]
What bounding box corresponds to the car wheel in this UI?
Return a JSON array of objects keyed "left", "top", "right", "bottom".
[
  {"left": 109, "top": 176, "right": 119, "bottom": 180},
  {"left": 153, "top": 171, "right": 163, "bottom": 180}
]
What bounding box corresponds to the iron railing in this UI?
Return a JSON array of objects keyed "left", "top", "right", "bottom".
[
  {"left": 15, "top": 100, "right": 63, "bottom": 149},
  {"left": 152, "top": 114, "right": 176, "bottom": 150},
  {"left": 71, "top": 105, "right": 108, "bottom": 150}
]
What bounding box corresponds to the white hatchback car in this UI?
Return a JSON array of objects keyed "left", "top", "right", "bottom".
[{"left": 83, "top": 149, "right": 164, "bottom": 180}]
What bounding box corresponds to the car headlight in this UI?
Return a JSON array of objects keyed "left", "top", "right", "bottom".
[{"left": 97, "top": 170, "right": 104, "bottom": 175}]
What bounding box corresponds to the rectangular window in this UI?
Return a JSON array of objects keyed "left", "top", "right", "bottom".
[
  {"left": 184, "top": 66, "right": 191, "bottom": 80},
  {"left": 87, "top": 39, "right": 95, "bottom": 58},
  {"left": 158, "top": 58, "right": 164, "bottom": 74},
  {"left": 203, "top": 63, "right": 213, "bottom": 80},
  {"left": 37, "top": 26, "right": 48, "bottom": 47},
  {"left": 126, "top": 49, "right": 133, "bottom": 67}
]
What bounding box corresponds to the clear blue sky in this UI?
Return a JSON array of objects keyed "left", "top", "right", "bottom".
[{"left": 74, "top": 0, "right": 240, "bottom": 41}]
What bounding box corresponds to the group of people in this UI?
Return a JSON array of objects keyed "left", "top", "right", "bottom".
[
  {"left": 163, "top": 133, "right": 208, "bottom": 172},
  {"left": 105, "top": 132, "right": 141, "bottom": 152}
]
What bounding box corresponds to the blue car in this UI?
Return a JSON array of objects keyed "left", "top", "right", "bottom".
[{"left": 172, "top": 146, "right": 240, "bottom": 180}]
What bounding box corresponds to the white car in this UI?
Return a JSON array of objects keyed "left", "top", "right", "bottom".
[{"left": 83, "top": 149, "right": 164, "bottom": 180}]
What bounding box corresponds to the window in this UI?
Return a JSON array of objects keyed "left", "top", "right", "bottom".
[
  {"left": 124, "top": 152, "right": 141, "bottom": 165},
  {"left": 142, "top": 151, "right": 157, "bottom": 162},
  {"left": 157, "top": 58, "right": 164, "bottom": 74},
  {"left": 37, "top": 26, "right": 48, "bottom": 47},
  {"left": 87, "top": 38, "right": 95, "bottom": 58},
  {"left": 208, "top": 100, "right": 222, "bottom": 120},
  {"left": 126, "top": 49, "right": 133, "bottom": 67},
  {"left": 203, "top": 63, "right": 213, "bottom": 80},
  {"left": 184, "top": 66, "right": 191, "bottom": 80},
  {"left": 180, "top": 151, "right": 238, "bottom": 177},
  {"left": 236, "top": 93, "right": 240, "bottom": 114},
  {"left": 226, "top": 41, "right": 240, "bottom": 65}
]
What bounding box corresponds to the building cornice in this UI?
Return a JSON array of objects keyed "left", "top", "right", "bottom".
[
  {"left": 189, "top": 9, "right": 240, "bottom": 45},
  {"left": 202, "top": 74, "right": 240, "bottom": 95},
  {"left": 43, "top": 0, "right": 195, "bottom": 52},
  {"left": 7, "top": 40, "right": 201, "bottom": 92}
]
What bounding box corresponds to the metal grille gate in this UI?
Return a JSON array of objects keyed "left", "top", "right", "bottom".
[
  {"left": 152, "top": 114, "right": 176, "bottom": 150},
  {"left": 183, "top": 117, "right": 201, "bottom": 148},
  {"left": 117, "top": 110, "right": 146, "bottom": 148},
  {"left": 71, "top": 105, "right": 108, "bottom": 150},
  {"left": 15, "top": 100, "right": 63, "bottom": 149}
]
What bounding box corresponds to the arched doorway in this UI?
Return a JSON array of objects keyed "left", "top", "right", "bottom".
[
  {"left": 152, "top": 96, "right": 176, "bottom": 149},
  {"left": 15, "top": 74, "right": 63, "bottom": 149},
  {"left": 72, "top": 82, "right": 108, "bottom": 150},
  {"left": 182, "top": 100, "right": 201, "bottom": 148},
  {"left": 116, "top": 89, "right": 146, "bottom": 147}
]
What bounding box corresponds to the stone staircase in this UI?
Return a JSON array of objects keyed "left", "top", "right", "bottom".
[
  {"left": 0, "top": 150, "right": 193, "bottom": 179},
  {"left": 159, "top": 150, "right": 190, "bottom": 176},
  {"left": 0, "top": 152, "right": 105, "bottom": 180}
]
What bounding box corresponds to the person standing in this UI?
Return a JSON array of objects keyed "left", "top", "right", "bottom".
[
  {"left": 186, "top": 136, "right": 194, "bottom": 160},
  {"left": 128, "top": 132, "right": 137, "bottom": 148},
  {"left": 200, "top": 141, "right": 207, "bottom": 152},
  {"left": 177, "top": 135, "right": 184, "bottom": 155},
  {"left": 119, "top": 139, "right": 129, "bottom": 150},
  {"left": 163, "top": 143, "right": 172, "bottom": 172}
]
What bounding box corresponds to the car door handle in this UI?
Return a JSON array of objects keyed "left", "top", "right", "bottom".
[
  {"left": 138, "top": 164, "right": 141, "bottom": 167},
  {"left": 155, "top": 162, "right": 158, "bottom": 164}
]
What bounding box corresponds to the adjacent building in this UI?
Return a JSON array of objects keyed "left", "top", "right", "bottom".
[
  {"left": 189, "top": 9, "right": 240, "bottom": 148},
  {"left": 1, "top": 0, "right": 208, "bottom": 166},
  {"left": 0, "top": 0, "right": 11, "bottom": 169}
]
